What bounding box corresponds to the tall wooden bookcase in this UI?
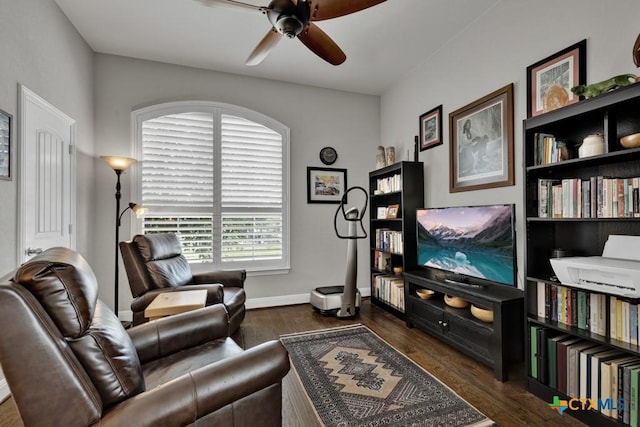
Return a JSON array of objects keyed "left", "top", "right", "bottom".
[
  {"left": 524, "top": 83, "right": 640, "bottom": 426},
  {"left": 368, "top": 161, "right": 424, "bottom": 319}
]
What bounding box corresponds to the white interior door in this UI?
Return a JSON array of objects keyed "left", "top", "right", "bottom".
[{"left": 18, "top": 85, "right": 76, "bottom": 262}]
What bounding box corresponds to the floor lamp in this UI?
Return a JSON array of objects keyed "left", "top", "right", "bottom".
[{"left": 101, "top": 155, "right": 139, "bottom": 316}]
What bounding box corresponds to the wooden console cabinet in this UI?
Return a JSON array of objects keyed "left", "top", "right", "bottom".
[{"left": 404, "top": 270, "right": 524, "bottom": 381}]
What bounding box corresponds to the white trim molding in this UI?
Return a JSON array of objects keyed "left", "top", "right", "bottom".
[
  {"left": 246, "top": 286, "right": 371, "bottom": 309},
  {"left": 0, "top": 377, "right": 10, "bottom": 403}
]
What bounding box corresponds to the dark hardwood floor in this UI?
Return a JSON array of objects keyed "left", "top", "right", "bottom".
[{"left": 0, "top": 299, "right": 584, "bottom": 426}]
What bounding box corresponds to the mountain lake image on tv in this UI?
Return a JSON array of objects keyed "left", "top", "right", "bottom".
[{"left": 416, "top": 204, "right": 516, "bottom": 287}]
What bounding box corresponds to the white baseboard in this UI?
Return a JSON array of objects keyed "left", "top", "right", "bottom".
[
  {"left": 245, "top": 292, "right": 309, "bottom": 309},
  {"left": 246, "top": 286, "right": 371, "bottom": 309},
  {"left": 119, "top": 287, "right": 372, "bottom": 318},
  {"left": 0, "top": 378, "right": 10, "bottom": 403}
]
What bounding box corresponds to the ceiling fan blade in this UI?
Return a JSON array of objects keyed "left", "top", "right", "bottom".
[
  {"left": 246, "top": 28, "right": 283, "bottom": 66},
  {"left": 195, "top": 0, "right": 266, "bottom": 13},
  {"left": 298, "top": 23, "right": 346, "bottom": 65},
  {"left": 308, "top": 0, "right": 386, "bottom": 21}
]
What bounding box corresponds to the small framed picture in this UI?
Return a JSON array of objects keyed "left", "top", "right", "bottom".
[
  {"left": 419, "top": 105, "right": 443, "bottom": 151},
  {"left": 386, "top": 204, "right": 400, "bottom": 219},
  {"left": 307, "top": 167, "right": 347, "bottom": 204},
  {"left": 526, "top": 39, "right": 586, "bottom": 118},
  {"left": 377, "top": 207, "right": 387, "bottom": 219},
  {"left": 449, "top": 84, "right": 514, "bottom": 193},
  {"left": 0, "top": 109, "right": 12, "bottom": 180}
]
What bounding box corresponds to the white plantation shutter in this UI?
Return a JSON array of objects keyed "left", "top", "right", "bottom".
[
  {"left": 134, "top": 102, "right": 289, "bottom": 272},
  {"left": 142, "top": 112, "right": 214, "bottom": 208},
  {"left": 221, "top": 115, "right": 284, "bottom": 263}
]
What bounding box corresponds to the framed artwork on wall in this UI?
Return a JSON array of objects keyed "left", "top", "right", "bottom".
[
  {"left": 0, "top": 109, "right": 12, "bottom": 180},
  {"left": 307, "top": 167, "right": 347, "bottom": 204},
  {"left": 419, "top": 104, "right": 443, "bottom": 151},
  {"left": 526, "top": 39, "right": 586, "bottom": 118},
  {"left": 449, "top": 83, "right": 514, "bottom": 193}
]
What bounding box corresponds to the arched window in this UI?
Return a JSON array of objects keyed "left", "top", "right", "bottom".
[{"left": 132, "top": 101, "right": 290, "bottom": 273}]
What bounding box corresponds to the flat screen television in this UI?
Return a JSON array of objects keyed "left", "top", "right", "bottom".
[{"left": 416, "top": 204, "right": 516, "bottom": 288}]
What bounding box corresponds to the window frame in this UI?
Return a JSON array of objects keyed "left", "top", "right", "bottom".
[{"left": 131, "top": 100, "right": 290, "bottom": 275}]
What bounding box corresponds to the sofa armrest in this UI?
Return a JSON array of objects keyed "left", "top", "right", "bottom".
[
  {"left": 190, "top": 268, "right": 246, "bottom": 288},
  {"left": 128, "top": 304, "right": 229, "bottom": 363},
  {"left": 99, "top": 340, "right": 290, "bottom": 426}
]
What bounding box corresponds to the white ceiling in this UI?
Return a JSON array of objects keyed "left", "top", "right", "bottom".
[{"left": 55, "top": 0, "right": 498, "bottom": 96}]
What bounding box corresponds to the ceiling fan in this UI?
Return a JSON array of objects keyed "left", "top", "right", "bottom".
[{"left": 197, "top": 0, "right": 386, "bottom": 66}]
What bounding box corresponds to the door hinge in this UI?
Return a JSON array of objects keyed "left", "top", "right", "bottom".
[
  {"left": 68, "top": 224, "right": 73, "bottom": 234},
  {"left": 68, "top": 144, "right": 73, "bottom": 155}
]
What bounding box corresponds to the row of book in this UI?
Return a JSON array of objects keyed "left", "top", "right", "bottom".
[
  {"left": 530, "top": 326, "right": 640, "bottom": 424},
  {"left": 538, "top": 176, "right": 640, "bottom": 218},
  {"left": 372, "top": 274, "right": 404, "bottom": 311},
  {"left": 374, "top": 228, "right": 403, "bottom": 254},
  {"left": 375, "top": 174, "right": 402, "bottom": 194},
  {"left": 536, "top": 282, "right": 640, "bottom": 346},
  {"left": 373, "top": 250, "right": 393, "bottom": 273},
  {"left": 535, "top": 282, "right": 607, "bottom": 336},
  {"left": 532, "top": 133, "right": 570, "bottom": 166}
]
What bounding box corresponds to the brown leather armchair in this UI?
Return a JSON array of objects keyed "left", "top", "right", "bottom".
[
  {"left": 119, "top": 233, "right": 246, "bottom": 332},
  {"left": 0, "top": 247, "right": 289, "bottom": 427}
]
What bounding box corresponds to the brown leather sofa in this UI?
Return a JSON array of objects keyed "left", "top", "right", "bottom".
[
  {"left": 119, "top": 233, "right": 246, "bottom": 332},
  {"left": 0, "top": 247, "right": 290, "bottom": 427}
]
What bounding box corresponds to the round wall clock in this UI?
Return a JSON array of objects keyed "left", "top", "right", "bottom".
[{"left": 319, "top": 146, "right": 338, "bottom": 165}]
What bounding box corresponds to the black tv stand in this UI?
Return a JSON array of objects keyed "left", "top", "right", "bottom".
[
  {"left": 443, "top": 278, "right": 485, "bottom": 289},
  {"left": 404, "top": 270, "right": 524, "bottom": 381}
]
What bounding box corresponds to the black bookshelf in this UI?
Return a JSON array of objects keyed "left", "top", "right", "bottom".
[
  {"left": 368, "top": 161, "right": 423, "bottom": 319},
  {"left": 523, "top": 83, "right": 640, "bottom": 425}
]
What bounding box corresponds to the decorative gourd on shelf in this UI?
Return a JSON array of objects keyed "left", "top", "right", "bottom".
[{"left": 444, "top": 295, "right": 469, "bottom": 308}]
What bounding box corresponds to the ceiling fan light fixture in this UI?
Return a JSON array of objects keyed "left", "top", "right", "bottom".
[
  {"left": 275, "top": 14, "right": 303, "bottom": 38},
  {"left": 223, "top": 0, "right": 387, "bottom": 65}
]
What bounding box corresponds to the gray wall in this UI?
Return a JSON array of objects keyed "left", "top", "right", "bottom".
[
  {"left": 381, "top": 0, "right": 640, "bottom": 289},
  {"left": 0, "top": 0, "right": 94, "bottom": 273},
  {"left": 92, "top": 54, "right": 381, "bottom": 312}
]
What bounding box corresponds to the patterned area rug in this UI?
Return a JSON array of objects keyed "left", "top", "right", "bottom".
[{"left": 280, "top": 324, "right": 496, "bottom": 427}]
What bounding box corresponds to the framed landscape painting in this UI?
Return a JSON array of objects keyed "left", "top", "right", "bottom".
[
  {"left": 449, "top": 84, "right": 514, "bottom": 193},
  {"left": 307, "top": 167, "right": 347, "bottom": 204}
]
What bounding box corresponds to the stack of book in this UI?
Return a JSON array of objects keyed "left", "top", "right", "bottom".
[
  {"left": 376, "top": 174, "right": 402, "bottom": 193},
  {"left": 538, "top": 176, "right": 640, "bottom": 219},
  {"left": 536, "top": 282, "right": 640, "bottom": 345},
  {"left": 373, "top": 250, "right": 392, "bottom": 273},
  {"left": 372, "top": 274, "right": 404, "bottom": 311},
  {"left": 530, "top": 325, "right": 640, "bottom": 424},
  {"left": 533, "top": 133, "right": 570, "bottom": 166},
  {"left": 375, "top": 228, "right": 403, "bottom": 254}
]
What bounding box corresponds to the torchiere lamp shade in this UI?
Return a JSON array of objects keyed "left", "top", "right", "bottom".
[{"left": 101, "top": 155, "right": 136, "bottom": 172}]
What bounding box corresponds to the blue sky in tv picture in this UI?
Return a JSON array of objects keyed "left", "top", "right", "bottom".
[{"left": 417, "top": 204, "right": 516, "bottom": 286}]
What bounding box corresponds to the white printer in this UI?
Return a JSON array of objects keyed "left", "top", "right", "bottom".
[{"left": 550, "top": 235, "right": 640, "bottom": 298}]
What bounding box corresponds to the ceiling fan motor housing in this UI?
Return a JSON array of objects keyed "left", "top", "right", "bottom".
[
  {"left": 276, "top": 15, "right": 303, "bottom": 38},
  {"left": 267, "top": 0, "right": 310, "bottom": 38}
]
